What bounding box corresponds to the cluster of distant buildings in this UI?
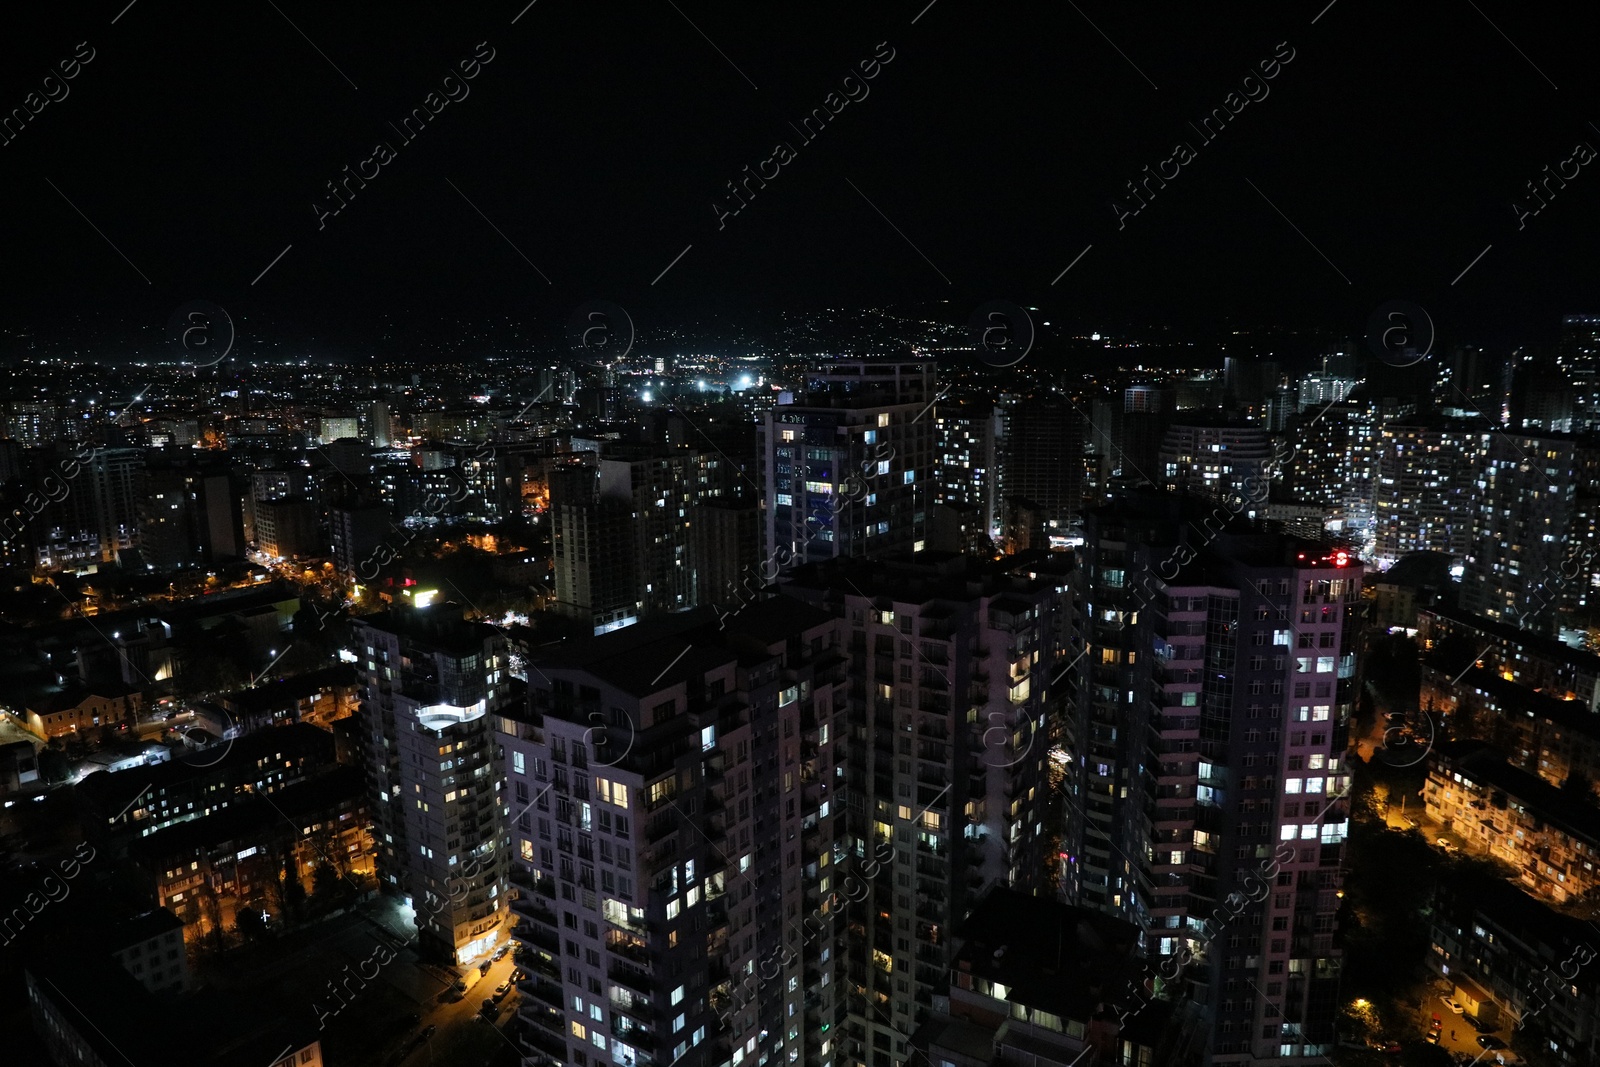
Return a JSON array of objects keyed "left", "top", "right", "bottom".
[{"left": 2, "top": 321, "right": 1600, "bottom": 1067}]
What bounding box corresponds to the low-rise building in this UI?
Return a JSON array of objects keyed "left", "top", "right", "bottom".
[
  {"left": 75, "top": 720, "right": 340, "bottom": 849},
  {"left": 1425, "top": 741, "right": 1600, "bottom": 906},
  {"left": 1429, "top": 876, "right": 1600, "bottom": 1064},
  {"left": 910, "top": 887, "right": 1182, "bottom": 1067},
  {"left": 1420, "top": 605, "right": 1600, "bottom": 712},
  {"left": 1422, "top": 662, "right": 1600, "bottom": 796},
  {"left": 106, "top": 907, "right": 190, "bottom": 994},
  {"left": 125, "top": 765, "right": 371, "bottom": 931},
  {"left": 24, "top": 682, "right": 143, "bottom": 739}
]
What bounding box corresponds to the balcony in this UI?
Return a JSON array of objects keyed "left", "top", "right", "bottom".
[
  {"left": 528, "top": 1007, "right": 566, "bottom": 1037},
  {"left": 609, "top": 958, "right": 653, "bottom": 993},
  {"left": 611, "top": 994, "right": 655, "bottom": 1022},
  {"left": 520, "top": 1022, "right": 568, "bottom": 1060},
  {"left": 646, "top": 812, "right": 678, "bottom": 843},
  {"left": 524, "top": 977, "right": 563, "bottom": 1007},
  {"left": 608, "top": 936, "right": 652, "bottom": 966}
]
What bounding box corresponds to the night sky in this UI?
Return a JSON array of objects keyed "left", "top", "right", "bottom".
[{"left": 2, "top": 1, "right": 1598, "bottom": 351}]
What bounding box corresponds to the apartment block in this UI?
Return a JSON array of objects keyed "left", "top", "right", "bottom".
[
  {"left": 1157, "top": 423, "right": 1273, "bottom": 505},
  {"left": 354, "top": 603, "right": 515, "bottom": 964},
  {"left": 1429, "top": 876, "right": 1600, "bottom": 1065},
  {"left": 1425, "top": 740, "right": 1600, "bottom": 907},
  {"left": 779, "top": 551, "right": 1072, "bottom": 1067},
  {"left": 1370, "top": 420, "right": 1485, "bottom": 566},
  {"left": 761, "top": 359, "right": 936, "bottom": 566},
  {"left": 910, "top": 888, "right": 1179, "bottom": 1067},
  {"left": 1463, "top": 432, "right": 1580, "bottom": 636},
  {"left": 498, "top": 599, "right": 850, "bottom": 1067},
  {"left": 1070, "top": 501, "right": 1362, "bottom": 1064}
]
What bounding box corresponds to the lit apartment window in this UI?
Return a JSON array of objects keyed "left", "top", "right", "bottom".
[{"left": 597, "top": 779, "right": 630, "bottom": 808}]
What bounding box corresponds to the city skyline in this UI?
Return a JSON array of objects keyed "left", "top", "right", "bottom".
[{"left": 5, "top": 3, "right": 1600, "bottom": 1067}]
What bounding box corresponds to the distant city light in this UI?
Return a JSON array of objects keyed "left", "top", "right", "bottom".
[{"left": 641, "top": 391, "right": 653, "bottom": 402}]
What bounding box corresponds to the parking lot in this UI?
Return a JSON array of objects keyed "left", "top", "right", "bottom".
[{"left": 1415, "top": 986, "right": 1519, "bottom": 1064}]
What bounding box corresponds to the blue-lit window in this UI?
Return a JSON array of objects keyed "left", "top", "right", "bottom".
[
  {"left": 903, "top": 470, "right": 915, "bottom": 484},
  {"left": 776, "top": 493, "right": 793, "bottom": 506}
]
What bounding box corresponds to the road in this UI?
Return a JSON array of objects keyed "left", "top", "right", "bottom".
[{"left": 395, "top": 950, "right": 522, "bottom": 1067}]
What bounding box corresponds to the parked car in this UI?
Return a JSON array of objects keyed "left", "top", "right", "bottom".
[
  {"left": 492, "top": 944, "right": 510, "bottom": 961},
  {"left": 1476, "top": 1035, "right": 1507, "bottom": 1050},
  {"left": 481, "top": 999, "right": 500, "bottom": 1021},
  {"left": 494, "top": 981, "right": 512, "bottom": 1001},
  {"left": 1426, "top": 1031, "right": 1440, "bottom": 1044},
  {"left": 479, "top": 959, "right": 492, "bottom": 975},
  {"left": 513, "top": 968, "right": 527, "bottom": 982},
  {"left": 1437, "top": 838, "right": 1458, "bottom": 852},
  {"left": 421, "top": 1024, "right": 436, "bottom": 1040},
  {"left": 1440, "top": 996, "right": 1465, "bottom": 1014},
  {"left": 1404, "top": 816, "right": 1420, "bottom": 829}
]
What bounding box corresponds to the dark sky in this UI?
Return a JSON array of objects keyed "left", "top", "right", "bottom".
[{"left": 2, "top": 1, "right": 1597, "bottom": 352}]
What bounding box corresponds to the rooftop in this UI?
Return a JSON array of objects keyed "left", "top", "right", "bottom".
[
  {"left": 1431, "top": 740, "right": 1600, "bottom": 845},
  {"left": 950, "top": 887, "right": 1144, "bottom": 1023}
]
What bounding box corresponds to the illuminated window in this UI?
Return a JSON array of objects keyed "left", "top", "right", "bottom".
[
  {"left": 572, "top": 1022, "right": 588, "bottom": 1039},
  {"left": 597, "top": 779, "right": 630, "bottom": 808}
]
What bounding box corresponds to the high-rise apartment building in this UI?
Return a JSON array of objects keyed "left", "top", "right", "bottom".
[
  {"left": 997, "top": 395, "right": 1086, "bottom": 533},
  {"left": 779, "top": 551, "right": 1072, "bottom": 1067},
  {"left": 1071, "top": 500, "right": 1362, "bottom": 1064},
  {"left": 498, "top": 599, "right": 850, "bottom": 1067},
  {"left": 1464, "top": 432, "right": 1580, "bottom": 636},
  {"left": 1508, "top": 353, "right": 1575, "bottom": 433},
  {"left": 1159, "top": 423, "right": 1274, "bottom": 505},
  {"left": 1070, "top": 495, "right": 1189, "bottom": 913},
  {"left": 1558, "top": 315, "right": 1600, "bottom": 433},
  {"left": 551, "top": 458, "right": 638, "bottom": 634},
  {"left": 498, "top": 549, "right": 1072, "bottom": 1067},
  {"left": 87, "top": 447, "right": 145, "bottom": 564},
  {"left": 1370, "top": 420, "right": 1486, "bottom": 566},
  {"left": 760, "top": 360, "right": 936, "bottom": 566},
  {"left": 933, "top": 400, "right": 998, "bottom": 538},
  {"left": 551, "top": 449, "right": 749, "bottom": 634},
  {"left": 354, "top": 602, "right": 514, "bottom": 964}
]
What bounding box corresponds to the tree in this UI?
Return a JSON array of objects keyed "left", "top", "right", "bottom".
[
  {"left": 1561, "top": 770, "right": 1597, "bottom": 805},
  {"left": 311, "top": 861, "right": 346, "bottom": 910},
  {"left": 283, "top": 863, "right": 308, "bottom": 917},
  {"left": 197, "top": 884, "right": 228, "bottom": 953},
  {"left": 235, "top": 904, "right": 266, "bottom": 942},
  {"left": 1341, "top": 999, "right": 1379, "bottom": 1045},
  {"left": 36, "top": 748, "right": 71, "bottom": 785}
]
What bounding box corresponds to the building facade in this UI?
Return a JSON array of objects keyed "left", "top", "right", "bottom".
[{"left": 354, "top": 603, "right": 515, "bottom": 964}]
